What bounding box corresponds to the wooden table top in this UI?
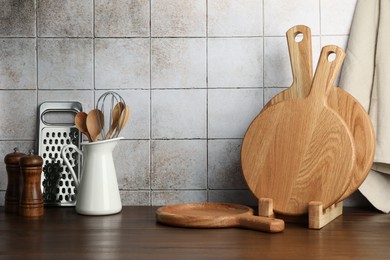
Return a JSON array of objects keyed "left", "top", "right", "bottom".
[{"left": 0, "top": 206, "right": 389, "bottom": 259}]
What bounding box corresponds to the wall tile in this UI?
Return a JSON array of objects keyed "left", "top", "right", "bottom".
[
  {"left": 264, "top": 0, "right": 320, "bottom": 36},
  {"left": 264, "top": 87, "right": 286, "bottom": 105},
  {"left": 208, "top": 139, "right": 247, "bottom": 189},
  {"left": 208, "top": 0, "right": 262, "bottom": 37},
  {"left": 208, "top": 190, "right": 257, "bottom": 206},
  {"left": 321, "top": 36, "right": 349, "bottom": 49},
  {"left": 321, "top": 0, "right": 357, "bottom": 35},
  {"left": 0, "top": 0, "right": 36, "bottom": 37},
  {"left": 208, "top": 89, "right": 263, "bottom": 138},
  {"left": 0, "top": 141, "right": 35, "bottom": 190},
  {"left": 38, "top": 39, "right": 93, "bottom": 90},
  {"left": 38, "top": 0, "right": 93, "bottom": 37},
  {"left": 264, "top": 37, "right": 290, "bottom": 87},
  {"left": 151, "top": 0, "right": 206, "bottom": 37},
  {"left": 151, "top": 140, "right": 207, "bottom": 189},
  {"left": 95, "top": 0, "right": 150, "bottom": 37},
  {"left": 152, "top": 190, "right": 207, "bottom": 205},
  {"left": 121, "top": 191, "right": 150, "bottom": 206},
  {"left": 38, "top": 90, "right": 94, "bottom": 112},
  {"left": 95, "top": 90, "right": 150, "bottom": 140},
  {"left": 312, "top": 37, "right": 323, "bottom": 71},
  {"left": 114, "top": 140, "right": 150, "bottom": 190},
  {"left": 0, "top": 0, "right": 367, "bottom": 208},
  {"left": 95, "top": 38, "right": 150, "bottom": 90},
  {"left": 0, "top": 90, "right": 37, "bottom": 140},
  {"left": 152, "top": 89, "right": 206, "bottom": 139},
  {"left": 0, "top": 39, "right": 36, "bottom": 90},
  {"left": 151, "top": 38, "right": 206, "bottom": 89},
  {"left": 208, "top": 38, "right": 263, "bottom": 88},
  {"left": 264, "top": 36, "right": 321, "bottom": 87}
]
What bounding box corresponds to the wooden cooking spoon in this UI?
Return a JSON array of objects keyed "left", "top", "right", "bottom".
[
  {"left": 241, "top": 45, "right": 355, "bottom": 215},
  {"left": 156, "top": 203, "right": 285, "bottom": 233},
  {"left": 105, "top": 102, "right": 125, "bottom": 139},
  {"left": 86, "top": 109, "right": 104, "bottom": 142},
  {"left": 75, "top": 112, "right": 93, "bottom": 142},
  {"left": 113, "top": 105, "right": 130, "bottom": 138},
  {"left": 262, "top": 25, "right": 375, "bottom": 202}
]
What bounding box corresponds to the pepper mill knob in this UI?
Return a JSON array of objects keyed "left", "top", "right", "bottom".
[
  {"left": 4, "top": 148, "right": 26, "bottom": 213},
  {"left": 19, "top": 152, "right": 44, "bottom": 217}
]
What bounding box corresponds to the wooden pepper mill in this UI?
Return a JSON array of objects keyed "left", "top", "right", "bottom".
[
  {"left": 19, "top": 150, "right": 44, "bottom": 217},
  {"left": 4, "top": 148, "right": 26, "bottom": 213}
]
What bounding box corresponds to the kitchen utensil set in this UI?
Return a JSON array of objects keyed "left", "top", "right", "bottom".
[{"left": 76, "top": 92, "right": 130, "bottom": 142}]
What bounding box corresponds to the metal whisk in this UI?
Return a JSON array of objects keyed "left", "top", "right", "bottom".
[{"left": 95, "top": 91, "right": 128, "bottom": 140}]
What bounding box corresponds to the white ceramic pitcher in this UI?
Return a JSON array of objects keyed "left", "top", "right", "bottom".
[{"left": 61, "top": 137, "right": 123, "bottom": 215}]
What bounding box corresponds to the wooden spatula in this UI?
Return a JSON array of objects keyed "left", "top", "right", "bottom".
[{"left": 241, "top": 45, "right": 355, "bottom": 215}]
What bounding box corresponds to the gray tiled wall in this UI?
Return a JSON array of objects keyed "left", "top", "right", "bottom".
[{"left": 1, "top": 0, "right": 367, "bottom": 207}]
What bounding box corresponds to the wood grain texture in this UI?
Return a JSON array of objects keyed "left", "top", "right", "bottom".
[
  {"left": 308, "top": 201, "right": 343, "bottom": 229},
  {"left": 263, "top": 25, "right": 313, "bottom": 110},
  {"left": 328, "top": 89, "right": 375, "bottom": 202},
  {"left": 262, "top": 25, "right": 375, "bottom": 203},
  {"left": 259, "top": 198, "right": 344, "bottom": 229},
  {"left": 241, "top": 46, "right": 355, "bottom": 215},
  {"left": 19, "top": 156, "right": 44, "bottom": 217},
  {"left": 0, "top": 206, "right": 389, "bottom": 259},
  {"left": 156, "top": 203, "right": 284, "bottom": 233}
]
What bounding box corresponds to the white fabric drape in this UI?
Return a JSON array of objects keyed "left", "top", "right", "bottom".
[{"left": 340, "top": 0, "right": 390, "bottom": 213}]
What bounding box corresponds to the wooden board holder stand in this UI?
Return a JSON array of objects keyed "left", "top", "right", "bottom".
[{"left": 258, "top": 198, "right": 343, "bottom": 229}]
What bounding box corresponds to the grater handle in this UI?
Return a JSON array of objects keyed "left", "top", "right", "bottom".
[{"left": 61, "top": 144, "right": 83, "bottom": 188}]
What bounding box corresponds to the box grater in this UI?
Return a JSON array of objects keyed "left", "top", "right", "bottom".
[{"left": 37, "top": 102, "right": 82, "bottom": 206}]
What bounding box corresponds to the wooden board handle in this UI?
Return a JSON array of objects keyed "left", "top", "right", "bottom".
[
  {"left": 309, "top": 45, "right": 346, "bottom": 102},
  {"left": 286, "top": 25, "right": 313, "bottom": 95},
  {"left": 238, "top": 215, "right": 285, "bottom": 233}
]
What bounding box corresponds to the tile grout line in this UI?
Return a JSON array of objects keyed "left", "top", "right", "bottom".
[
  {"left": 93, "top": 0, "right": 96, "bottom": 96},
  {"left": 35, "top": 0, "right": 39, "bottom": 151},
  {"left": 262, "top": 0, "right": 265, "bottom": 107},
  {"left": 149, "top": 0, "right": 153, "bottom": 206},
  {"left": 319, "top": 0, "right": 322, "bottom": 47},
  {"left": 205, "top": 0, "right": 209, "bottom": 202},
  {"left": 35, "top": 0, "right": 38, "bottom": 119}
]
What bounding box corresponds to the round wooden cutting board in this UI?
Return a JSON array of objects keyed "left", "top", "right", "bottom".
[
  {"left": 241, "top": 46, "right": 355, "bottom": 215},
  {"left": 262, "top": 25, "right": 375, "bottom": 203}
]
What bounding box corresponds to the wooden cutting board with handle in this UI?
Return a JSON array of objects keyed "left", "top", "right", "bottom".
[
  {"left": 241, "top": 45, "right": 355, "bottom": 215},
  {"left": 262, "top": 25, "right": 375, "bottom": 203},
  {"left": 156, "top": 203, "right": 285, "bottom": 233},
  {"left": 262, "top": 25, "right": 313, "bottom": 110}
]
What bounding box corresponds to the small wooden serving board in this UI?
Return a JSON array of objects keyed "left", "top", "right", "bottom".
[{"left": 156, "top": 203, "right": 285, "bottom": 233}]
